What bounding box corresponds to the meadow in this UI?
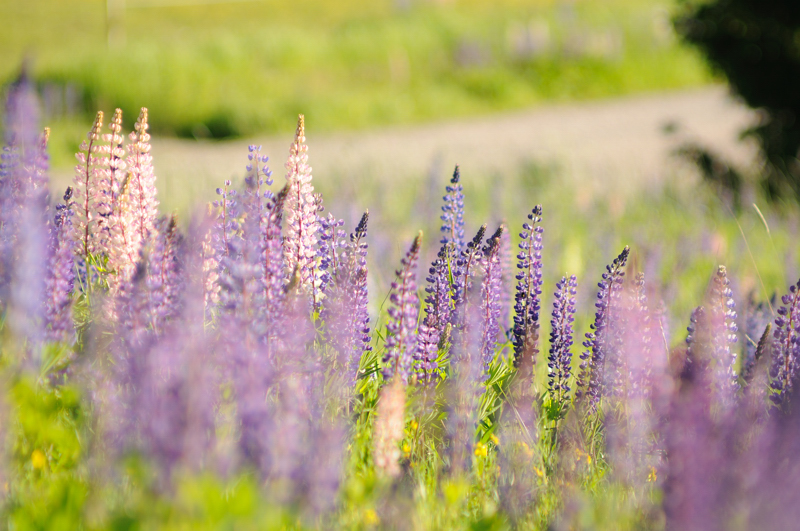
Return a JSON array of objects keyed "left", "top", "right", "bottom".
[
  {"left": 2, "top": 68, "right": 800, "bottom": 530},
  {"left": 2, "top": 0, "right": 711, "bottom": 166}
]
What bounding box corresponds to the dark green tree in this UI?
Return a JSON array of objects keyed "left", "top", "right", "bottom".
[{"left": 675, "top": 0, "right": 800, "bottom": 202}]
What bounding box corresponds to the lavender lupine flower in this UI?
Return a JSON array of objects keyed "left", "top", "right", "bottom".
[
  {"left": 479, "top": 226, "right": 504, "bottom": 374},
  {"left": 322, "top": 210, "right": 371, "bottom": 388},
  {"left": 145, "top": 215, "right": 182, "bottom": 333},
  {"left": 1, "top": 80, "right": 47, "bottom": 311},
  {"left": 770, "top": 278, "right": 800, "bottom": 404},
  {"left": 512, "top": 206, "right": 544, "bottom": 374},
  {"left": 383, "top": 232, "right": 422, "bottom": 382},
  {"left": 44, "top": 188, "right": 76, "bottom": 344},
  {"left": 576, "top": 245, "right": 629, "bottom": 410},
  {"left": 319, "top": 213, "right": 347, "bottom": 296},
  {"left": 284, "top": 115, "right": 321, "bottom": 302},
  {"left": 415, "top": 244, "right": 452, "bottom": 383},
  {"left": 104, "top": 229, "right": 218, "bottom": 485},
  {"left": 451, "top": 224, "right": 487, "bottom": 323},
  {"left": 445, "top": 297, "right": 484, "bottom": 476},
  {"left": 440, "top": 164, "right": 465, "bottom": 259},
  {"left": 127, "top": 108, "right": 159, "bottom": 244},
  {"left": 548, "top": 274, "right": 578, "bottom": 405},
  {"left": 663, "top": 341, "right": 724, "bottom": 531},
  {"left": 262, "top": 185, "right": 289, "bottom": 348},
  {"left": 498, "top": 222, "right": 513, "bottom": 340}
]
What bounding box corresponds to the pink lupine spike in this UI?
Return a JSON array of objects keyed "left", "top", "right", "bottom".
[
  {"left": 283, "top": 115, "right": 321, "bottom": 304},
  {"left": 127, "top": 108, "right": 159, "bottom": 245}
]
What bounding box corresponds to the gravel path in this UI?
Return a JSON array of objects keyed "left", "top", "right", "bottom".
[{"left": 61, "top": 86, "right": 756, "bottom": 213}]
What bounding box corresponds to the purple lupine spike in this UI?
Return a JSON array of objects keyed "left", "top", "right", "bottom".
[
  {"left": 548, "top": 274, "right": 578, "bottom": 406},
  {"left": 576, "top": 245, "right": 629, "bottom": 410},
  {"left": 45, "top": 188, "right": 76, "bottom": 344},
  {"left": 145, "top": 215, "right": 182, "bottom": 333},
  {"left": 440, "top": 164, "right": 465, "bottom": 259},
  {"left": 383, "top": 232, "right": 422, "bottom": 382},
  {"left": 263, "top": 185, "right": 288, "bottom": 339},
  {"left": 283, "top": 115, "right": 321, "bottom": 303},
  {"left": 479, "top": 226, "right": 504, "bottom": 375},
  {"left": 512, "top": 206, "right": 544, "bottom": 374},
  {"left": 104, "top": 227, "right": 219, "bottom": 486},
  {"left": 445, "top": 294, "right": 484, "bottom": 476},
  {"left": 498, "top": 222, "right": 513, "bottom": 340},
  {"left": 451, "top": 224, "right": 487, "bottom": 323},
  {"left": 770, "top": 277, "right": 800, "bottom": 404},
  {"left": 415, "top": 243, "right": 452, "bottom": 384},
  {"left": 322, "top": 210, "right": 371, "bottom": 388},
  {"left": 319, "top": 212, "right": 347, "bottom": 296},
  {"left": 1, "top": 79, "right": 47, "bottom": 312}
]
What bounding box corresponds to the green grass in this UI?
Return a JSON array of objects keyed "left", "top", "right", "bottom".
[{"left": 2, "top": 0, "right": 711, "bottom": 163}]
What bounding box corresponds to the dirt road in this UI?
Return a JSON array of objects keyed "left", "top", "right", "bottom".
[{"left": 136, "top": 86, "right": 756, "bottom": 213}]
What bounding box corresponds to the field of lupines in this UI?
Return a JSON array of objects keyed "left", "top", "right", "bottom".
[{"left": 2, "top": 79, "right": 800, "bottom": 530}]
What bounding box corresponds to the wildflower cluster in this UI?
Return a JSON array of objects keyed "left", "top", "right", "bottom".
[{"left": 3, "top": 85, "right": 800, "bottom": 530}]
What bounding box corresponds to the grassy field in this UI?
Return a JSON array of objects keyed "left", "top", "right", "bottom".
[{"left": 2, "top": 0, "right": 711, "bottom": 165}]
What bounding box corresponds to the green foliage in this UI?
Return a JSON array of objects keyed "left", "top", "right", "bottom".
[{"left": 1, "top": 0, "right": 709, "bottom": 165}]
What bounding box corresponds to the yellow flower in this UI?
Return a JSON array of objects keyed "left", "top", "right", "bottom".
[
  {"left": 490, "top": 434, "right": 499, "bottom": 445},
  {"left": 534, "top": 466, "right": 544, "bottom": 477},
  {"left": 409, "top": 420, "right": 419, "bottom": 431},
  {"left": 647, "top": 466, "right": 657, "bottom": 483},
  {"left": 474, "top": 442, "right": 488, "bottom": 457},
  {"left": 402, "top": 443, "right": 411, "bottom": 455},
  {"left": 31, "top": 449, "right": 46, "bottom": 470},
  {"left": 364, "top": 509, "right": 380, "bottom": 526}
]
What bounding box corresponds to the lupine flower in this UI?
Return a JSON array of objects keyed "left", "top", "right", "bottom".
[
  {"left": 383, "top": 233, "right": 422, "bottom": 382},
  {"left": 319, "top": 213, "right": 347, "bottom": 296},
  {"left": 709, "top": 266, "right": 739, "bottom": 394},
  {"left": 576, "top": 245, "right": 629, "bottom": 410},
  {"left": 479, "top": 226, "right": 504, "bottom": 375},
  {"left": 512, "top": 206, "right": 544, "bottom": 374},
  {"left": 451, "top": 224, "right": 486, "bottom": 324},
  {"left": 415, "top": 244, "right": 451, "bottom": 383},
  {"left": 768, "top": 279, "right": 800, "bottom": 404},
  {"left": 1, "top": 80, "right": 47, "bottom": 311},
  {"left": 445, "top": 297, "right": 484, "bottom": 476},
  {"left": 498, "top": 222, "right": 513, "bottom": 339},
  {"left": 283, "top": 115, "right": 321, "bottom": 302},
  {"left": 262, "top": 185, "right": 289, "bottom": 348},
  {"left": 127, "top": 108, "right": 159, "bottom": 244},
  {"left": 373, "top": 376, "right": 407, "bottom": 478},
  {"left": 72, "top": 111, "right": 107, "bottom": 273},
  {"left": 440, "top": 164, "right": 465, "bottom": 259},
  {"left": 548, "top": 274, "right": 578, "bottom": 405},
  {"left": 145, "top": 215, "right": 182, "bottom": 333},
  {"left": 322, "top": 210, "right": 371, "bottom": 388},
  {"left": 45, "top": 188, "right": 76, "bottom": 344}
]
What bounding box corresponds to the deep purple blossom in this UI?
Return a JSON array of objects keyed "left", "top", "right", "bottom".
[
  {"left": 415, "top": 243, "right": 451, "bottom": 383},
  {"left": 440, "top": 164, "right": 465, "bottom": 259},
  {"left": 451, "top": 224, "right": 486, "bottom": 324},
  {"left": 770, "top": 277, "right": 800, "bottom": 404},
  {"left": 548, "top": 274, "right": 577, "bottom": 404},
  {"left": 322, "top": 210, "right": 371, "bottom": 388},
  {"left": 383, "top": 233, "right": 422, "bottom": 382},
  {"left": 45, "top": 188, "right": 76, "bottom": 344},
  {"left": 479, "top": 226, "right": 504, "bottom": 374},
  {"left": 512, "top": 206, "right": 544, "bottom": 374},
  {"left": 576, "top": 245, "right": 629, "bottom": 410}
]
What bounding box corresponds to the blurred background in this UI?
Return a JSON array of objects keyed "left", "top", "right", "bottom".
[{"left": 2, "top": 0, "right": 799, "bottom": 340}]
